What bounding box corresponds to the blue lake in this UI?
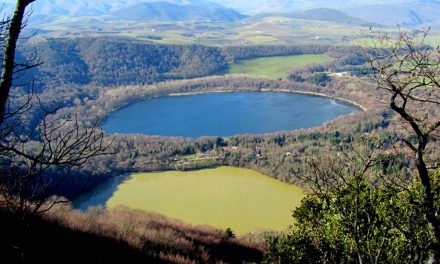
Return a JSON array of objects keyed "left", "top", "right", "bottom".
[{"left": 101, "top": 92, "right": 360, "bottom": 137}]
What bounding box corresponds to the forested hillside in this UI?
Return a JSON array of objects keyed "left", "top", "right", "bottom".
[
  {"left": 18, "top": 38, "right": 226, "bottom": 86},
  {"left": 20, "top": 38, "right": 228, "bottom": 87},
  {"left": 18, "top": 38, "right": 347, "bottom": 89},
  {"left": 221, "top": 45, "right": 333, "bottom": 61}
]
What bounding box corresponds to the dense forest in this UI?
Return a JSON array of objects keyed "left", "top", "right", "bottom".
[
  {"left": 17, "top": 37, "right": 365, "bottom": 90},
  {"left": 20, "top": 38, "right": 227, "bottom": 87}
]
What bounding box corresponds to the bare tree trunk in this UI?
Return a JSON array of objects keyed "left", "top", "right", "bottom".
[
  {"left": 0, "top": 0, "right": 35, "bottom": 125},
  {"left": 0, "top": 2, "right": 35, "bottom": 263}
]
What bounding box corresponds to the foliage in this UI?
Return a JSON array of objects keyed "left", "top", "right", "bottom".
[
  {"left": 220, "top": 45, "right": 333, "bottom": 62},
  {"left": 264, "top": 142, "right": 437, "bottom": 264},
  {"left": 365, "top": 30, "right": 440, "bottom": 259},
  {"left": 264, "top": 30, "right": 440, "bottom": 264},
  {"left": 225, "top": 227, "right": 236, "bottom": 238},
  {"left": 307, "top": 73, "right": 332, "bottom": 86},
  {"left": 347, "top": 67, "right": 377, "bottom": 77},
  {"left": 289, "top": 74, "right": 305, "bottom": 82},
  {"left": 16, "top": 39, "right": 366, "bottom": 89},
  {"left": 20, "top": 38, "right": 228, "bottom": 88}
]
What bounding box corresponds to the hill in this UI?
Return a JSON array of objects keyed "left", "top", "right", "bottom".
[
  {"left": 209, "top": 0, "right": 399, "bottom": 14},
  {"left": 2, "top": 0, "right": 246, "bottom": 23},
  {"left": 344, "top": 3, "right": 440, "bottom": 26},
  {"left": 19, "top": 37, "right": 229, "bottom": 87},
  {"left": 211, "top": 0, "right": 440, "bottom": 26},
  {"left": 290, "top": 8, "right": 378, "bottom": 26},
  {"left": 253, "top": 8, "right": 378, "bottom": 27},
  {"left": 18, "top": 37, "right": 338, "bottom": 89},
  {"left": 1, "top": 0, "right": 139, "bottom": 21},
  {"left": 2, "top": 206, "right": 264, "bottom": 263},
  {"left": 27, "top": 0, "right": 217, "bottom": 16},
  {"left": 112, "top": 1, "right": 246, "bottom": 22}
]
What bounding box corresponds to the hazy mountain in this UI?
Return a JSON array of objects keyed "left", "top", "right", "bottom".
[
  {"left": 253, "top": 8, "right": 379, "bottom": 27},
  {"left": 4, "top": 0, "right": 440, "bottom": 26},
  {"left": 210, "top": 0, "right": 440, "bottom": 26},
  {"left": 295, "top": 8, "right": 377, "bottom": 26},
  {"left": 1, "top": 0, "right": 245, "bottom": 23},
  {"left": 2, "top": 0, "right": 137, "bottom": 16},
  {"left": 210, "top": 0, "right": 440, "bottom": 12},
  {"left": 112, "top": 2, "right": 246, "bottom": 22},
  {"left": 209, "top": 0, "right": 385, "bottom": 14},
  {"left": 345, "top": 3, "right": 440, "bottom": 26}
]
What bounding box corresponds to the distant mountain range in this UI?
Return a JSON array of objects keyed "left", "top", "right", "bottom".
[
  {"left": 3, "top": 0, "right": 440, "bottom": 26},
  {"left": 211, "top": 0, "right": 440, "bottom": 26},
  {"left": 253, "top": 8, "right": 379, "bottom": 27},
  {"left": 210, "top": 0, "right": 440, "bottom": 13},
  {"left": 112, "top": 1, "right": 246, "bottom": 21},
  {"left": 2, "top": 0, "right": 246, "bottom": 22},
  {"left": 345, "top": 3, "right": 440, "bottom": 27}
]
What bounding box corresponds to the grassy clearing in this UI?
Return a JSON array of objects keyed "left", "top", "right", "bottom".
[{"left": 225, "top": 54, "right": 334, "bottom": 79}]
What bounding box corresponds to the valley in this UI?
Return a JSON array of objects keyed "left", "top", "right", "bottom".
[
  {"left": 2, "top": 0, "right": 440, "bottom": 263},
  {"left": 8, "top": 0, "right": 390, "bottom": 235},
  {"left": 28, "top": 16, "right": 392, "bottom": 46}
]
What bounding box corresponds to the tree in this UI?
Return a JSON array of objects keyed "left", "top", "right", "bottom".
[
  {"left": 264, "top": 31, "right": 440, "bottom": 263},
  {"left": 0, "top": 0, "right": 35, "bottom": 124},
  {"left": 307, "top": 72, "right": 332, "bottom": 86},
  {"left": 0, "top": 1, "right": 108, "bottom": 261},
  {"left": 365, "top": 30, "right": 440, "bottom": 261},
  {"left": 264, "top": 138, "right": 436, "bottom": 263}
]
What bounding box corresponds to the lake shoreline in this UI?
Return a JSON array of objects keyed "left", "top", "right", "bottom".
[
  {"left": 94, "top": 77, "right": 373, "bottom": 137},
  {"left": 168, "top": 88, "right": 367, "bottom": 112},
  {"left": 102, "top": 90, "right": 361, "bottom": 137}
]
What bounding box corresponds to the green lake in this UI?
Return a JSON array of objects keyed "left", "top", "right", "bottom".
[{"left": 74, "top": 167, "right": 305, "bottom": 233}]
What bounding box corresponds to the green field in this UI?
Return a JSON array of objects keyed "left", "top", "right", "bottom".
[
  {"left": 225, "top": 54, "right": 334, "bottom": 79},
  {"left": 76, "top": 167, "right": 304, "bottom": 234},
  {"left": 35, "top": 15, "right": 393, "bottom": 46}
]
